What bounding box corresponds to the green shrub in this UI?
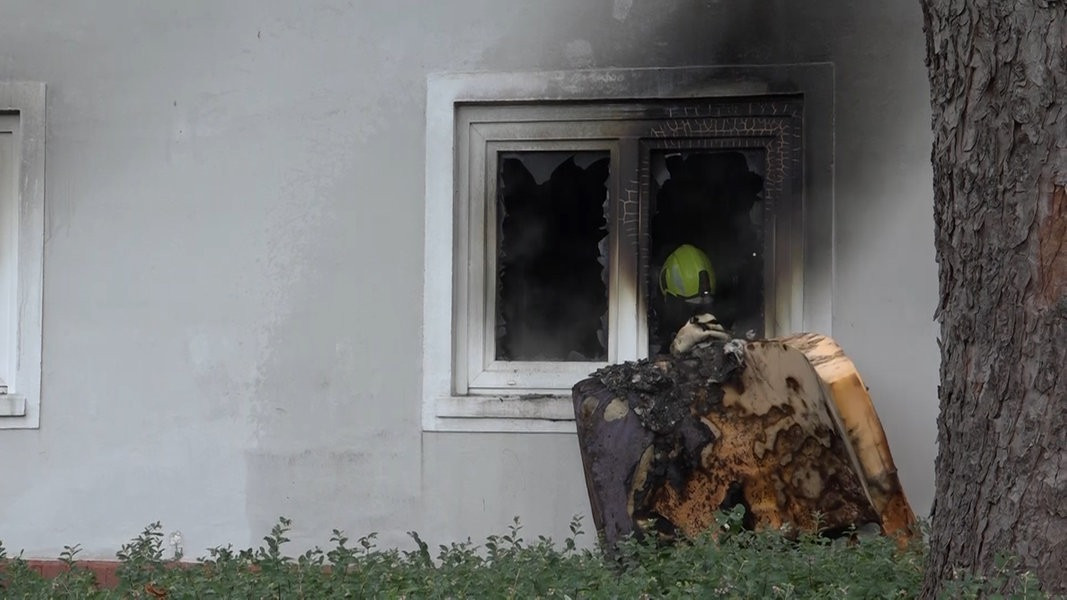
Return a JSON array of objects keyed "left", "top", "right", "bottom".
[{"left": 0, "top": 511, "right": 1053, "bottom": 599}]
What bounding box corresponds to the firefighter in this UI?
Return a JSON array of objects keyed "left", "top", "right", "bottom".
[{"left": 651, "top": 244, "right": 722, "bottom": 354}]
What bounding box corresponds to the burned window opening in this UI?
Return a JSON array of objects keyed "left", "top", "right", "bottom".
[
  {"left": 647, "top": 150, "right": 766, "bottom": 356},
  {"left": 495, "top": 151, "right": 610, "bottom": 361},
  {"left": 447, "top": 95, "right": 806, "bottom": 403}
]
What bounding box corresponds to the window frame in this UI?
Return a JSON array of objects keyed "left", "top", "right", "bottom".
[
  {"left": 424, "top": 66, "right": 833, "bottom": 433},
  {"left": 459, "top": 134, "right": 621, "bottom": 393},
  {"left": 0, "top": 82, "right": 46, "bottom": 430}
]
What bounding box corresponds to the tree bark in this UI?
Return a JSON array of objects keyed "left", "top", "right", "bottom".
[{"left": 920, "top": 1, "right": 1067, "bottom": 596}]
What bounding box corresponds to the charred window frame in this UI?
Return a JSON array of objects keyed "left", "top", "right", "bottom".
[{"left": 423, "top": 66, "right": 833, "bottom": 433}]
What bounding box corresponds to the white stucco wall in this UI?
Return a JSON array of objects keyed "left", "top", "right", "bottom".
[{"left": 0, "top": 0, "right": 936, "bottom": 559}]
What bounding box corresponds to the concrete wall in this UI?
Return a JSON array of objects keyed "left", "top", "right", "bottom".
[{"left": 0, "top": 0, "right": 937, "bottom": 558}]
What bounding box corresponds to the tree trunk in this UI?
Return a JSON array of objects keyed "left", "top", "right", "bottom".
[{"left": 920, "top": 1, "right": 1067, "bottom": 596}]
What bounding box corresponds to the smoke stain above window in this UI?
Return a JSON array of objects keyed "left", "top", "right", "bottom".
[{"left": 495, "top": 151, "right": 610, "bottom": 361}]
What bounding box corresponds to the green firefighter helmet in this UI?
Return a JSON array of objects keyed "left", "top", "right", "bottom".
[{"left": 659, "top": 244, "right": 716, "bottom": 301}]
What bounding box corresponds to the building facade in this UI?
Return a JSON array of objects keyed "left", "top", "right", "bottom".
[{"left": 0, "top": 0, "right": 937, "bottom": 559}]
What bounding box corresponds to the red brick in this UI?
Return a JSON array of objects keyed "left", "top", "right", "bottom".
[{"left": 13, "top": 559, "right": 123, "bottom": 589}]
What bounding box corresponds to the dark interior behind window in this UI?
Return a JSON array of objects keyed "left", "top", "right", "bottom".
[{"left": 495, "top": 151, "right": 610, "bottom": 361}]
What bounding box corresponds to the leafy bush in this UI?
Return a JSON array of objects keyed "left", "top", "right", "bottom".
[{"left": 0, "top": 510, "right": 1052, "bottom": 599}]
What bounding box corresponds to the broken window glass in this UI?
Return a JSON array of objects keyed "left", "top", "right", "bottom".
[
  {"left": 647, "top": 150, "right": 766, "bottom": 355},
  {"left": 495, "top": 151, "right": 610, "bottom": 361}
]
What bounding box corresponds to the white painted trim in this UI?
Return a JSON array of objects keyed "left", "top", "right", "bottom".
[
  {"left": 422, "top": 65, "right": 833, "bottom": 433},
  {"left": 0, "top": 82, "right": 45, "bottom": 430}
]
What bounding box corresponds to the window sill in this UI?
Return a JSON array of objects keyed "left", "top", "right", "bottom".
[
  {"left": 425, "top": 395, "right": 577, "bottom": 433},
  {"left": 0, "top": 395, "right": 27, "bottom": 417},
  {"left": 0, "top": 394, "right": 38, "bottom": 429}
]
